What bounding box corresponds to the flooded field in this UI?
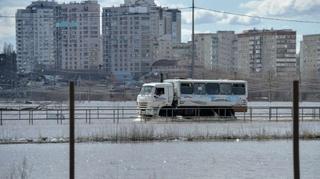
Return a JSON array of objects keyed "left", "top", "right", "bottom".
[
  {"left": 0, "top": 101, "right": 319, "bottom": 178},
  {"left": 0, "top": 140, "right": 319, "bottom": 179}
]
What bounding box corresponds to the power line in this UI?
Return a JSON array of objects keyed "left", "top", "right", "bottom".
[{"left": 195, "top": 7, "right": 320, "bottom": 24}]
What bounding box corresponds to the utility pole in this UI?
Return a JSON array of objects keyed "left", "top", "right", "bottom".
[
  {"left": 189, "top": 0, "right": 195, "bottom": 78},
  {"left": 298, "top": 63, "right": 302, "bottom": 101}
]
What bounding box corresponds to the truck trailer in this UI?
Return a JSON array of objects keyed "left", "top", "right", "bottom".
[{"left": 137, "top": 79, "right": 248, "bottom": 117}]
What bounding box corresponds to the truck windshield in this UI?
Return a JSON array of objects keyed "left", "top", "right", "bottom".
[
  {"left": 155, "top": 87, "right": 165, "bottom": 96},
  {"left": 139, "top": 86, "right": 154, "bottom": 95}
]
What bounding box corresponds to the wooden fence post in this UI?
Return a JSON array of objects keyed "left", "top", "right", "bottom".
[
  {"left": 293, "top": 80, "right": 300, "bottom": 179},
  {"left": 69, "top": 82, "right": 75, "bottom": 179}
]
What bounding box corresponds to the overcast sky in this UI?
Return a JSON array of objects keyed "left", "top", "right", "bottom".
[{"left": 0, "top": 0, "right": 320, "bottom": 51}]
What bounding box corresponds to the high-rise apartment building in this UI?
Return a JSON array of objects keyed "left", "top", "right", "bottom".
[
  {"left": 56, "top": 0, "right": 101, "bottom": 70},
  {"left": 194, "top": 33, "right": 214, "bottom": 69},
  {"left": 16, "top": 1, "right": 58, "bottom": 73},
  {"left": 215, "top": 31, "right": 237, "bottom": 73},
  {"left": 153, "top": 35, "right": 174, "bottom": 60},
  {"left": 102, "top": 0, "right": 181, "bottom": 79},
  {"left": 237, "top": 29, "right": 296, "bottom": 76},
  {"left": 194, "top": 31, "right": 236, "bottom": 72},
  {"left": 300, "top": 34, "right": 320, "bottom": 79},
  {"left": 16, "top": 0, "right": 102, "bottom": 73}
]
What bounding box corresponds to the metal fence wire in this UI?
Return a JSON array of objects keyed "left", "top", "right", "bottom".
[{"left": 0, "top": 106, "right": 319, "bottom": 125}]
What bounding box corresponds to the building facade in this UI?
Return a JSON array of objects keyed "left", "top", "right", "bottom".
[
  {"left": 56, "top": 0, "right": 101, "bottom": 70},
  {"left": 102, "top": 0, "right": 181, "bottom": 80},
  {"left": 151, "top": 59, "right": 187, "bottom": 79},
  {"left": 194, "top": 33, "right": 215, "bottom": 69},
  {"left": 237, "top": 29, "right": 296, "bottom": 77},
  {"left": 153, "top": 42, "right": 192, "bottom": 78},
  {"left": 153, "top": 35, "right": 174, "bottom": 60},
  {"left": 172, "top": 42, "right": 192, "bottom": 60},
  {"left": 300, "top": 34, "right": 320, "bottom": 80},
  {"left": 16, "top": 1, "right": 58, "bottom": 73},
  {"left": 16, "top": 0, "right": 102, "bottom": 73},
  {"left": 194, "top": 31, "right": 236, "bottom": 73}
]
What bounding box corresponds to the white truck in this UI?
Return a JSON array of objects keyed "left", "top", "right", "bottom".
[{"left": 137, "top": 79, "right": 248, "bottom": 117}]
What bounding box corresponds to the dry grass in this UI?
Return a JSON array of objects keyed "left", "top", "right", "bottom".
[
  {"left": 76, "top": 124, "right": 320, "bottom": 142},
  {"left": 1, "top": 123, "right": 320, "bottom": 144},
  {"left": 5, "top": 157, "right": 31, "bottom": 179}
]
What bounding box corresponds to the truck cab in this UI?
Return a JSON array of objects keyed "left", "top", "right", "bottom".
[{"left": 137, "top": 82, "right": 174, "bottom": 116}]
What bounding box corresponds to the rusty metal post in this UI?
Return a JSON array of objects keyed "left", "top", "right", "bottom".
[
  {"left": 293, "top": 80, "right": 300, "bottom": 179},
  {"left": 56, "top": 110, "right": 59, "bottom": 124},
  {"left": 122, "top": 107, "right": 124, "bottom": 122},
  {"left": 97, "top": 107, "right": 100, "bottom": 120},
  {"left": 117, "top": 108, "right": 120, "bottom": 124},
  {"left": 165, "top": 108, "right": 168, "bottom": 122},
  {"left": 313, "top": 108, "right": 315, "bottom": 120},
  {"left": 61, "top": 109, "right": 63, "bottom": 124},
  {"left": 269, "top": 107, "right": 272, "bottom": 121},
  {"left": 0, "top": 110, "right": 2, "bottom": 126},
  {"left": 29, "top": 111, "right": 31, "bottom": 125},
  {"left": 31, "top": 110, "right": 34, "bottom": 125},
  {"left": 85, "top": 110, "right": 88, "bottom": 124},
  {"left": 113, "top": 109, "right": 115, "bottom": 123},
  {"left": 171, "top": 108, "right": 174, "bottom": 119},
  {"left": 89, "top": 109, "right": 91, "bottom": 124},
  {"left": 69, "top": 82, "right": 75, "bottom": 179},
  {"left": 46, "top": 110, "right": 48, "bottom": 120},
  {"left": 116, "top": 109, "right": 118, "bottom": 123}
]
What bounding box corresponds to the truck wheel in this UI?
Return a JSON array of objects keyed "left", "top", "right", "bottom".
[
  {"left": 226, "top": 109, "right": 235, "bottom": 117},
  {"left": 159, "top": 107, "right": 175, "bottom": 117}
]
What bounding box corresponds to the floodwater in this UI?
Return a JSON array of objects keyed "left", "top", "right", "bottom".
[{"left": 0, "top": 140, "right": 319, "bottom": 179}]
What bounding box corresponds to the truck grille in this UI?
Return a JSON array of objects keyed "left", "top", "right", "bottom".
[{"left": 139, "top": 102, "right": 148, "bottom": 108}]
